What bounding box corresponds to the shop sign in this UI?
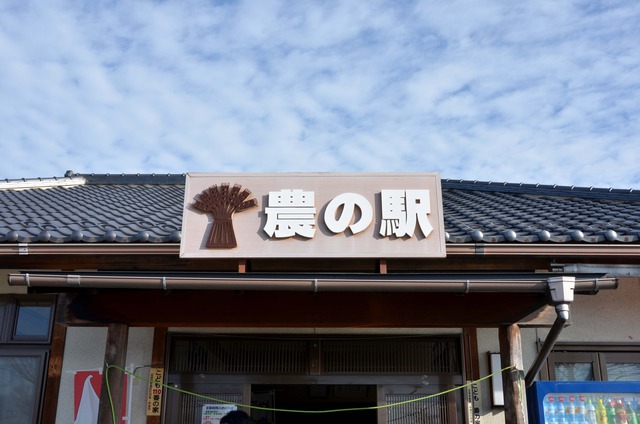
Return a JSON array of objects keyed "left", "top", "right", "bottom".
[{"left": 181, "top": 173, "right": 446, "bottom": 258}]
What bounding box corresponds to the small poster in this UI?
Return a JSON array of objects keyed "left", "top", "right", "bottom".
[
  {"left": 202, "top": 404, "right": 237, "bottom": 424},
  {"left": 73, "top": 370, "right": 127, "bottom": 424}
]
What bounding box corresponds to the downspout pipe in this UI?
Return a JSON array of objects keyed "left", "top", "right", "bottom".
[{"left": 525, "top": 276, "right": 576, "bottom": 387}]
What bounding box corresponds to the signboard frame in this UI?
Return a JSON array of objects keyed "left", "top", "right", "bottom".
[{"left": 180, "top": 173, "right": 446, "bottom": 259}]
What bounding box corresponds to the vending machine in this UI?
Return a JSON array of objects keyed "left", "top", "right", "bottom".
[{"left": 527, "top": 381, "right": 640, "bottom": 424}]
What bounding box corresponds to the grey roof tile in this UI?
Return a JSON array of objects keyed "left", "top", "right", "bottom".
[{"left": 0, "top": 173, "right": 639, "bottom": 244}]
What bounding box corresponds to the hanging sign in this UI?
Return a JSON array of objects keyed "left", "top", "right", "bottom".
[
  {"left": 146, "top": 367, "right": 164, "bottom": 416},
  {"left": 181, "top": 173, "right": 446, "bottom": 258}
]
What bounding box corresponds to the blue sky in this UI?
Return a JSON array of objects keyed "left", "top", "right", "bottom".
[{"left": 1, "top": 1, "right": 639, "bottom": 188}]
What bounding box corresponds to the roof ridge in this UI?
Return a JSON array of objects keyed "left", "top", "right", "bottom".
[
  {"left": 69, "top": 172, "right": 186, "bottom": 185},
  {"left": 0, "top": 175, "right": 87, "bottom": 190},
  {"left": 442, "top": 178, "right": 640, "bottom": 201}
]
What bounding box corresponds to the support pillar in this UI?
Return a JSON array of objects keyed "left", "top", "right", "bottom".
[
  {"left": 499, "top": 324, "right": 528, "bottom": 424},
  {"left": 147, "top": 327, "right": 167, "bottom": 424},
  {"left": 98, "top": 323, "right": 129, "bottom": 424}
]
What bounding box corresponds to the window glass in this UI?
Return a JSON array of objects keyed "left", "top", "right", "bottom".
[
  {"left": 607, "top": 363, "right": 640, "bottom": 381},
  {"left": 0, "top": 301, "right": 6, "bottom": 338},
  {"left": 554, "top": 362, "right": 594, "bottom": 381},
  {"left": 0, "top": 355, "right": 41, "bottom": 424},
  {"left": 14, "top": 303, "right": 51, "bottom": 339}
]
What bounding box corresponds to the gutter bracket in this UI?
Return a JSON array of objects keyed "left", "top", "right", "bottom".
[
  {"left": 18, "top": 243, "right": 29, "bottom": 255},
  {"left": 67, "top": 275, "right": 81, "bottom": 287}
]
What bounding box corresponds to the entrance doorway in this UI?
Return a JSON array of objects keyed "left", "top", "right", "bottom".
[
  {"left": 251, "top": 384, "right": 378, "bottom": 424},
  {"left": 165, "top": 335, "right": 464, "bottom": 423}
]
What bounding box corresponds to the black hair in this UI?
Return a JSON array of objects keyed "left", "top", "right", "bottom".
[{"left": 220, "top": 410, "right": 251, "bottom": 424}]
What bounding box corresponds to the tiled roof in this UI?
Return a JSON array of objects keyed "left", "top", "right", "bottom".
[{"left": 0, "top": 173, "right": 639, "bottom": 244}]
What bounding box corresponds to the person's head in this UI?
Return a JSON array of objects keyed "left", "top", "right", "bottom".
[{"left": 220, "top": 410, "right": 251, "bottom": 424}]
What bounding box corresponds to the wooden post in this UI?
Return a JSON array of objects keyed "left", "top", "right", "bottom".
[
  {"left": 147, "top": 327, "right": 167, "bottom": 424},
  {"left": 98, "top": 323, "right": 129, "bottom": 424},
  {"left": 463, "top": 327, "right": 480, "bottom": 381},
  {"left": 378, "top": 259, "right": 388, "bottom": 274},
  {"left": 499, "top": 324, "right": 528, "bottom": 424},
  {"left": 238, "top": 259, "right": 248, "bottom": 273},
  {"left": 41, "top": 323, "right": 67, "bottom": 421}
]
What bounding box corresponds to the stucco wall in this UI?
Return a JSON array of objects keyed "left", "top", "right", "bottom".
[
  {"left": 0, "top": 269, "right": 26, "bottom": 294},
  {"left": 55, "top": 327, "right": 154, "bottom": 424},
  {"left": 539, "top": 276, "right": 640, "bottom": 342},
  {"left": 521, "top": 276, "right": 640, "bottom": 379}
]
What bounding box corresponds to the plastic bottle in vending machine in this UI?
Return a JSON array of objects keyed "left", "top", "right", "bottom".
[
  {"left": 626, "top": 402, "right": 638, "bottom": 424},
  {"left": 544, "top": 396, "right": 557, "bottom": 424},
  {"left": 566, "top": 396, "right": 577, "bottom": 423},
  {"left": 575, "top": 396, "right": 587, "bottom": 424},
  {"left": 616, "top": 400, "right": 628, "bottom": 424},
  {"left": 607, "top": 399, "right": 618, "bottom": 424},
  {"left": 557, "top": 397, "right": 568, "bottom": 423},
  {"left": 596, "top": 399, "right": 609, "bottom": 424},
  {"left": 587, "top": 399, "right": 598, "bottom": 424}
]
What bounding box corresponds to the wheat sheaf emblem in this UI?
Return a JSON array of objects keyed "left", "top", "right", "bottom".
[{"left": 192, "top": 183, "right": 258, "bottom": 248}]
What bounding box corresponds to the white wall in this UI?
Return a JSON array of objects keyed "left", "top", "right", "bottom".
[{"left": 55, "top": 327, "right": 154, "bottom": 424}]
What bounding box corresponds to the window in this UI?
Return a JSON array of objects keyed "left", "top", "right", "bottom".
[
  {"left": 543, "top": 344, "right": 640, "bottom": 381},
  {"left": 0, "top": 295, "right": 55, "bottom": 424},
  {"left": 0, "top": 349, "right": 48, "bottom": 424},
  {"left": 13, "top": 300, "right": 54, "bottom": 341}
]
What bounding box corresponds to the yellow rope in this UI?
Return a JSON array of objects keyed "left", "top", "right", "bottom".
[{"left": 105, "top": 363, "right": 515, "bottom": 423}]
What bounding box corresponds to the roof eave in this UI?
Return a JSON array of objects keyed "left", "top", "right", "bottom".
[{"left": 1, "top": 242, "right": 640, "bottom": 257}]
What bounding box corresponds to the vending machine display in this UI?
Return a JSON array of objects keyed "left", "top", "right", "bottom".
[{"left": 528, "top": 382, "right": 640, "bottom": 424}]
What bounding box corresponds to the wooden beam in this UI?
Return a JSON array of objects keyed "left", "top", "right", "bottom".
[
  {"left": 499, "top": 324, "right": 528, "bottom": 424},
  {"left": 65, "top": 290, "right": 549, "bottom": 328},
  {"left": 98, "top": 323, "right": 129, "bottom": 424}
]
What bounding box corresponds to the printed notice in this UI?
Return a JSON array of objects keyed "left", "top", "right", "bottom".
[{"left": 202, "top": 404, "right": 237, "bottom": 424}]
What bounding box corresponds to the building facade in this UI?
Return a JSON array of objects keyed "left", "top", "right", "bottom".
[{"left": 0, "top": 172, "right": 639, "bottom": 424}]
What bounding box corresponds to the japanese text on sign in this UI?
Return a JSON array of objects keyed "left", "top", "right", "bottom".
[
  {"left": 264, "top": 189, "right": 432, "bottom": 239},
  {"left": 202, "top": 404, "right": 237, "bottom": 424},
  {"left": 146, "top": 368, "right": 164, "bottom": 416}
]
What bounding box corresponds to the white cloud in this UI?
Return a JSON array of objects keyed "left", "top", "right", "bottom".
[{"left": 0, "top": 1, "right": 638, "bottom": 188}]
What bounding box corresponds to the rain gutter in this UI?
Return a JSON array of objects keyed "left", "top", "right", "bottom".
[
  {"left": 2, "top": 243, "right": 640, "bottom": 256},
  {"left": 7, "top": 272, "right": 617, "bottom": 293},
  {"left": 8, "top": 272, "right": 614, "bottom": 385},
  {"left": 446, "top": 244, "right": 640, "bottom": 257}
]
